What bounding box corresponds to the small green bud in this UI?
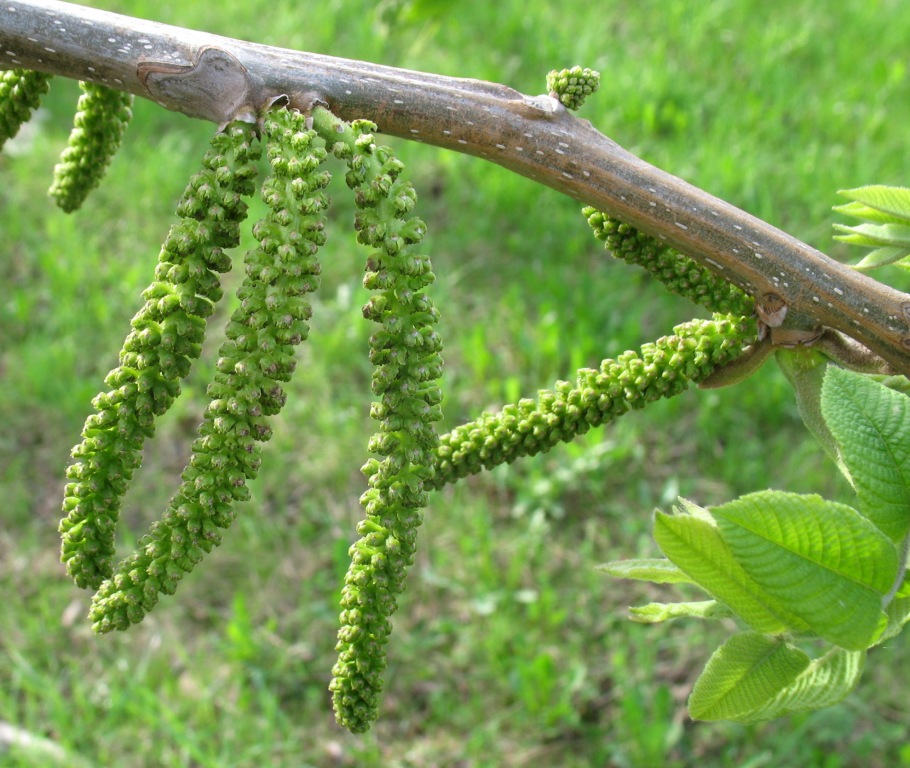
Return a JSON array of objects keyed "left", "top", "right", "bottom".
[{"left": 546, "top": 66, "right": 600, "bottom": 110}]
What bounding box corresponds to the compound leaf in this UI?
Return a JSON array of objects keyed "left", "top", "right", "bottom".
[
  {"left": 692, "top": 638, "right": 865, "bottom": 722},
  {"left": 775, "top": 348, "right": 840, "bottom": 465},
  {"left": 743, "top": 647, "right": 865, "bottom": 721},
  {"left": 853, "top": 245, "right": 910, "bottom": 270},
  {"left": 832, "top": 199, "right": 908, "bottom": 225}
]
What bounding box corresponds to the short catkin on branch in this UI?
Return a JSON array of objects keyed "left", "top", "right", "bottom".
[
  {"left": 583, "top": 207, "right": 755, "bottom": 317},
  {"left": 49, "top": 80, "right": 134, "bottom": 212},
  {"left": 546, "top": 66, "right": 600, "bottom": 111},
  {"left": 0, "top": 67, "right": 51, "bottom": 148}
]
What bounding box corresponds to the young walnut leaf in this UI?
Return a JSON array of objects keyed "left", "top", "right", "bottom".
[
  {"left": 629, "top": 600, "right": 733, "bottom": 623},
  {"left": 741, "top": 647, "right": 866, "bottom": 722},
  {"left": 691, "top": 637, "right": 865, "bottom": 723},
  {"left": 833, "top": 185, "right": 910, "bottom": 270},
  {"left": 775, "top": 348, "right": 842, "bottom": 466},
  {"left": 835, "top": 221, "right": 910, "bottom": 248},
  {"left": 688, "top": 632, "right": 811, "bottom": 722},
  {"left": 821, "top": 365, "right": 910, "bottom": 542},
  {"left": 713, "top": 491, "right": 896, "bottom": 651},
  {"left": 599, "top": 556, "right": 732, "bottom": 624},
  {"left": 654, "top": 500, "right": 809, "bottom": 636},
  {"left": 881, "top": 572, "right": 910, "bottom": 643},
  {"left": 836, "top": 185, "right": 910, "bottom": 221},
  {"left": 595, "top": 558, "right": 693, "bottom": 584},
  {"left": 833, "top": 200, "right": 908, "bottom": 225}
]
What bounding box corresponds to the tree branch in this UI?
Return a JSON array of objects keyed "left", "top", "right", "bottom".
[{"left": 5, "top": 0, "right": 910, "bottom": 375}]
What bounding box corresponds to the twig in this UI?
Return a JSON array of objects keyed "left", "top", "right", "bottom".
[{"left": 4, "top": 0, "right": 910, "bottom": 372}]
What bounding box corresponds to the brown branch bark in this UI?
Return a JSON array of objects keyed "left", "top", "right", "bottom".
[{"left": 5, "top": 0, "right": 910, "bottom": 374}]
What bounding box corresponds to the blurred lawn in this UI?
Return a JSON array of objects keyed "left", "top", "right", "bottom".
[{"left": 2, "top": 0, "right": 910, "bottom": 766}]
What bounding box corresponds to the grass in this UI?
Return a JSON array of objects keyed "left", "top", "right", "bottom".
[{"left": 2, "top": 0, "right": 910, "bottom": 765}]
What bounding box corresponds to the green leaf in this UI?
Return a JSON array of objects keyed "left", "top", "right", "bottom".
[
  {"left": 688, "top": 632, "right": 810, "bottom": 721},
  {"left": 654, "top": 502, "right": 808, "bottom": 635},
  {"left": 833, "top": 199, "right": 909, "bottom": 225},
  {"left": 745, "top": 647, "right": 865, "bottom": 721},
  {"left": 821, "top": 365, "right": 910, "bottom": 542},
  {"left": 694, "top": 643, "right": 865, "bottom": 723},
  {"left": 837, "top": 185, "right": 910, "bottom": 222},
  {"left": 852, "top": 246, "right": 910, "bottom": 270},
  {"left": 881, "top": 591, "right": 910, "bottom": 643},
  {"left": 775, "top": 349, "right": 841, "bottom": 466},
  {"left": 713, "top": 491, "right": 896, "bottom": 650},
  {"left": 629, "top": 600, "right": 732, "bottom": 623},
  {"left": 874, "top": 375, "right": 910, "bottom": 397},
  {"left": 833, "top": 222, "right": 910, "bottom": 248},
  {"left": 596, "top": 557, "right": 693, "bottom": 584},
  {"left": 832, "top": 224, "right": 891, "bottom": 248}
]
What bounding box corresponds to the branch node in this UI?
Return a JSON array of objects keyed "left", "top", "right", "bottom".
[{"left": 137, "top": 46, "right": 256, "bottom": 126}]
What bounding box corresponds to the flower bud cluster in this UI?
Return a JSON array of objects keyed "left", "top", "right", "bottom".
[
  {"left": 87, "top": 109, "right": 329, "bottom": 633},
  {"left": 430, "top": 314, "right": 755, "bottom": 489},
  {"left": 583, "top": 206, "right": 755, "bottom": 317},
  {"left": 49, "top": 81, "right": 134, "bottom": 212},
  {"left": 0, "top": 68, "right": 52, "bottom": 149},
  {"left": 314, "top": 111, "right": 443, "bottom": 733},
  {"left": 59, "top": 122, "right": 260, "bottom": 590},
  {"left": 546, "top": 66, "right": 600, "bottom": 110}
]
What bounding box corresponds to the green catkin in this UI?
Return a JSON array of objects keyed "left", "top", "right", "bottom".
[
  {"left": 583, "top": 206, "right": 755, "bottom": 317},
  {"left": 429, "top": 314, "right": 756, "bottom": 489},
  {"left": 546, "top": 66, "right": 600, "bottom": 110},
  {"left": 59, "top": 122, "right": 260, "bottom": 591},
  {"left": 49, "top": 81, "right": 134, "bottom": 212},
  {"left": 0, "top": 68, "right": 52, "bottom": 149},
  {"left": 88, "top": 108, "right": 330, "bottom": 633},
  {"left": 312, "top": 108, "right": 443, "bottom": 734}
]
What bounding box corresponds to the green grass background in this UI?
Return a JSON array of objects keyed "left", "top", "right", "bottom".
[{"left": 3, "top": 0, "right": 910, "bottom": 765}]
